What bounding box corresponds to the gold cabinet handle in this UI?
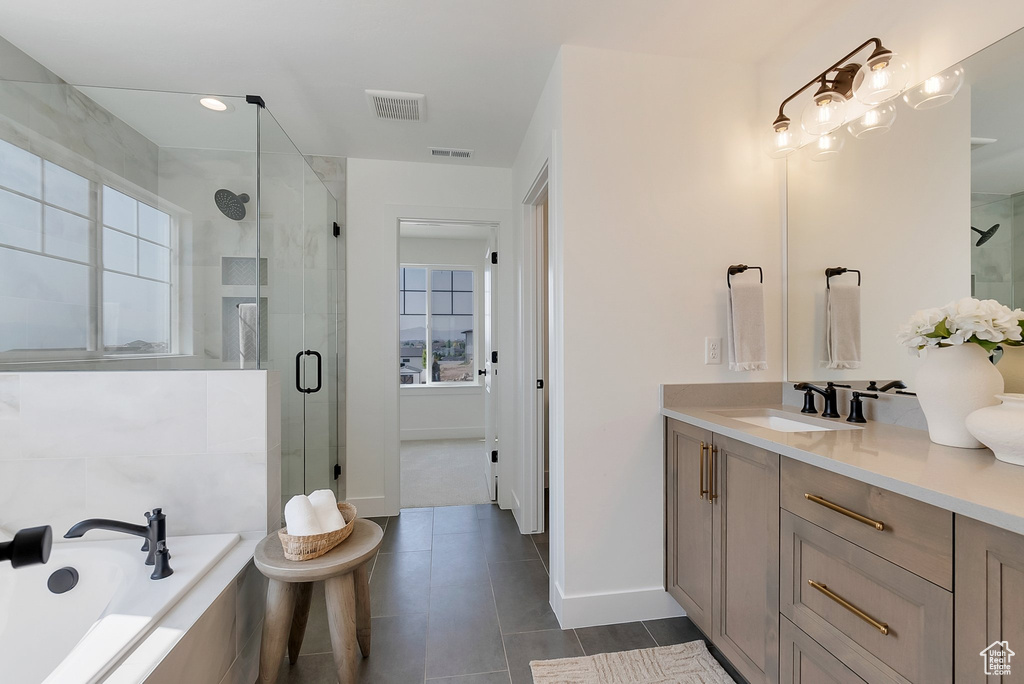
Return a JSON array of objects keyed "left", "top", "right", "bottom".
[
  {"left": 804, "top": 494, "right": 884, "bottom": 531},
  {"left": 708, "top": 446, "right": 718, "bottom": 503},
  {"left": 699, "top": 442, "right": 707, "bottom": 500},
  {"left": 808, "top": 580, "right": 890, "bottom": 636}
]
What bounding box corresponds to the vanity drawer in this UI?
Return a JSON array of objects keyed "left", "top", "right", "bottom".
[
  {"left": 780, "top": 617, "right": 865, "bottom": 684},
  {"left": 781, "top": 511, "right": 952, "bottom": 684},
  {"left": 781, "top": 458, "right": 952, "bottom": 589}
]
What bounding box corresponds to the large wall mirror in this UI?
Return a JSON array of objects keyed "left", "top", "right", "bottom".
[{"left": 786, "top": 27, "right": 1024, "bottom": 387}]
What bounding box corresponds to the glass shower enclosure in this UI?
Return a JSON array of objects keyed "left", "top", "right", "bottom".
[{"left": 0, "top": 76, "right": 345, "bottom": 507}]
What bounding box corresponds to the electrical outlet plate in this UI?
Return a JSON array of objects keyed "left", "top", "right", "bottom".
[{"left": 705, "top": 337, "right": 722, "bottom": 365}]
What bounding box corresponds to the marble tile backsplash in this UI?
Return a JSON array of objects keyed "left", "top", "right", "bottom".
[{"left": 0, "top": 370, "right": 281, "bottom": 539}]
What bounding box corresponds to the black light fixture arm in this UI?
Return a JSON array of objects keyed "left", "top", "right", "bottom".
[{"left": 773, "top": 37, "right": 889, "bottom": 129}]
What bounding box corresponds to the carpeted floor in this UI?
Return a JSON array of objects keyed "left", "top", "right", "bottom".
[
  {"left": 531, "top": 640, "right": 736, "bottom": 684},
  {"left": 400, "top": 438, "right": 493, "bottom": 508}
]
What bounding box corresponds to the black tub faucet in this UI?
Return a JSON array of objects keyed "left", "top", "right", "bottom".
[
  {"left": 847, "top": 392, "right": 878, "bottom": 423},
  {"left": 65, "top": 509, "right": 172, "bottom": 580},
  {"left": 794, "top": 382, "right": 848, "bottom": 418},
  {"left": 0, "top": 525, "right": 52, "bottom": 568}
]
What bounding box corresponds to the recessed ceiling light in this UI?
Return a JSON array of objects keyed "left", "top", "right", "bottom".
[{"left": 199, "top": 97, "right": 230, "bottom": 112}]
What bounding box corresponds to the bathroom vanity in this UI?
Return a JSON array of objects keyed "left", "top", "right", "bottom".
[{"left": 663, "top": 404, "right": 1024, "bottom": 684}]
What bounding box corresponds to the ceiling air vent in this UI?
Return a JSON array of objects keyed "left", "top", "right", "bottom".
[
  {"left": 366, "top": 90, "right": 426, "bottom": 121},
  {"left": 430, "top": 147, "right": 473, "bottom": 159}
]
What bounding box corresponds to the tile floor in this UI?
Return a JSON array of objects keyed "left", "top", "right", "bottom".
[{"left": 278, "top": 504, "right": 746, "bottom": 684}]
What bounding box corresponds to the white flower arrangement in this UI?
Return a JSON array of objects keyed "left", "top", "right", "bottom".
[{"left": 897, "top": 297, "right": 1024, "bottom": 356}]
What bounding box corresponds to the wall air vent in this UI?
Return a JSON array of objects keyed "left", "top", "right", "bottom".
[
  {"left": 365, "top": 90, "right": 426, "bottom": 121},
  {"left": 430, "top": 147, "right": 473, "bottom": 159}
]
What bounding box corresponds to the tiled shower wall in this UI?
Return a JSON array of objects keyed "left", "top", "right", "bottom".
[{"left": 0, "top": 370, "right": 281, "bottom": 539}]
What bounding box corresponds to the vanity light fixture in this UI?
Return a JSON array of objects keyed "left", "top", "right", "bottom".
[
  {"left": 804, "top": 132, "right": 844, "bottom": 162},
  {"left": 902, "top": 63, "right": 965, "bottom": 110},
  {"left": 801, "top": 77, "right": 849, "bottom": 136},
  {"left": 846, "top": 102, "right": 898, "bottom": 138},
  {"left": 767, "top": 37, "right": 907, "bottom": 157}
]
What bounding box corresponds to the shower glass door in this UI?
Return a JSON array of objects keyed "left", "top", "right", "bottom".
[{"left": 258, "top": 109, "right": 341, "bottom": 514}]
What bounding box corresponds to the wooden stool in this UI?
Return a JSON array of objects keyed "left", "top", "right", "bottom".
[{"left": 254, "top": 519, "right": 384, "bottom": 684}]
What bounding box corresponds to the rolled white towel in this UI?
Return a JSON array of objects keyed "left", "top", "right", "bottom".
[
  {"left": 284, "top": 495, "right": 323, "bottom": 537},
  {"left": 308, "top": 489, "right": 346, "bottom": 533}
]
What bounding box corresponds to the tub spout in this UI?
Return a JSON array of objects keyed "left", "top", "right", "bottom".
[{"left": 64, "top": 509, "right": 171, "bottom": 579}]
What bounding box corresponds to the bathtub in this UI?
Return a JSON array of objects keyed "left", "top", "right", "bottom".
[{"left": 0, "top": 533, "right": 239, "bottom": 684}]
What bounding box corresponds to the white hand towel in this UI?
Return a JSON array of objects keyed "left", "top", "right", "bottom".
[
  {"left": 308, "top": 489, "right": 346, "bottom": 532},
  {"left": 237, "top": 302, "right": 259, "bottom": 369},
  {"left": 284, "top": 495, "right": 323, "bottom": 536},
  {"left": 826, "top": 277, "right": 861, "bottom": 369},
  {"left": 727, "top": 275, "right": 768, "bottom": 371}
]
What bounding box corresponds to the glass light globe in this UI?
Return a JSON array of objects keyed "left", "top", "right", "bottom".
[
  {"left": 801, "top": 89, "right": 847, "bottom": 135},
  {"left": 846, "top": 103, "right": 897, "bottom": 138},
  {"left": 804, "top": 132, "right": 845, "bottom": 162},
  {"left": 853, "top": 52, "right": 911, "bottom": 105},
  {"left": 902, "top": 64, "right": 965, "bottom": 110},
  {"left": 764, "top": 122, "right": 800, "bottom": 158}
]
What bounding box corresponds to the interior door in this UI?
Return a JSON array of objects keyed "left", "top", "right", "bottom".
[{"left": 483, "top": 236, "right": 497, "bottom": 500}]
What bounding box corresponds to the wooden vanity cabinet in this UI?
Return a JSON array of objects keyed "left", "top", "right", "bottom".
[
  {"left": 665, "top": 419, "right": 714, "bottom": 634},
  {"left": 665, "top": 419, "right": 780, "bottom": 684},
  {"left": 954, "top": 516, "right": 1024, "bottom": 683}
]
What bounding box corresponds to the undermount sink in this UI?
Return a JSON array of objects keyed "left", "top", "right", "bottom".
[{"left": 710, "top": 409, "right": 861, "bottom": 433}]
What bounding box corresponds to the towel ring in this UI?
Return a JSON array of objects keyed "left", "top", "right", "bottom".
[
  {"left": 727, "top": 264, "right": 763, "bottom": 289},
  {"left": 825, "top": 267, "right": 861, "bottom": 289}
]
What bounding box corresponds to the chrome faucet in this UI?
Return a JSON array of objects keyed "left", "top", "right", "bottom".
[
  {"left": 65, "top": 509, "right": 172, "bottom": 580},
  {"left": 794, "top": 382, "right": 849, "bottom": 418}
]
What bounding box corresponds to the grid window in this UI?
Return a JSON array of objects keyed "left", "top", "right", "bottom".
[
  {"left": 399, "top": 265, "right": 476, "bottom": 385},
  {"left": 0, "top": 137, "right": 177, "bottom": 358},
  {"left": 101, "top": 187, "right": 173, "bottom": 354}
]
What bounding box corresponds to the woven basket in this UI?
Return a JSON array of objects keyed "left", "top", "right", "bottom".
[{"left": 278, "top": 502, "right": 358, "bottom": 561}]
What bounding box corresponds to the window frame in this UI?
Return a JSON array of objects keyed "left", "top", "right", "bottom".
[
  {"left": 0, "top": 134, "right": 186, "bottom": 363},
  {"left": 399, "top": 262, "right": 481, "bottom": 388}
]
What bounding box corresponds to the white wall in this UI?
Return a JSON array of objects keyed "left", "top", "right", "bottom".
[
  {"left": 0, "top": 370, "right": 281, "bottom": 538},
  {"left": 399, "top": 236, "right": 487, "bottom": 440},
  {"left": 547, "top": 45, "right": 781, "bottom": 627},
  {"left": 346, "top": 159, "right": 513, "bottom": 516}
]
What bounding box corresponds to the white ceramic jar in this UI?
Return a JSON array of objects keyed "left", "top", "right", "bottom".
[
  {"left": 966, "top": 394, "right": 1024, "bottom": 466},
  {"left": 916, "top": 343, "right": 1004, "bottom": 448}
]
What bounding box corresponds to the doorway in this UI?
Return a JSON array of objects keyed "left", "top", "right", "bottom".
[
  {"left": 397, "top": 220, "right": 500, "bottom": 508},
  {"left": 512, "top": 165, "right": 550, "bottom": 534}
]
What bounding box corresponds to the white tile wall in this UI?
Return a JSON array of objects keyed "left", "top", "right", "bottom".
[{"left": 0, "top": 370, "right": 280, "bottom": 539}]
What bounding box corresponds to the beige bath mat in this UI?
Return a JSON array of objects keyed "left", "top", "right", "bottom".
[{"left": 530, "top": 640, "right": 735, "bottom": 684}]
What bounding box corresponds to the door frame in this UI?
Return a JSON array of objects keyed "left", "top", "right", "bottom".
[
  {"left": 390, "top": 213, "right": 503, "bottom": 512},
  {"left": 517, "top": 164, "right": 550, "bottom": 535}
]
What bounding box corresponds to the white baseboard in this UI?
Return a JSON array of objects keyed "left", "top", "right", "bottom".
[
  {"left": 347, "top": 495, "right": 395, "bottom": 518},
  {"left": 552, "top": 584, "right": 685, "bottom": 629},
  {"left": 400, "top": 426, "right": 485, "bottom": 441}
]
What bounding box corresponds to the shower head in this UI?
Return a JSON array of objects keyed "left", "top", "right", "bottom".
[
  {"left": 971, "top": 223, "right": 1000, "bottom": 246},
  {"left": 214, "top": 189, "right": 250, "bottom": 221}
]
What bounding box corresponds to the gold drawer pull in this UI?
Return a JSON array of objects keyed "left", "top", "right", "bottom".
[
  {"left": 805, "top": 493, "right": 885, "bottom": 531},
  {"left": 808, "top": 580, "right": 890, "bottom": 636}
]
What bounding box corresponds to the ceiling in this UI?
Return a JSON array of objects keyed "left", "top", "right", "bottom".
[{"left": 0, "top": 0, "right": 834, "bottom": 167}]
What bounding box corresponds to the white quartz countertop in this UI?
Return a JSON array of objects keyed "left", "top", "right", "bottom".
[{"left": 662, "top": 403, "right": 1024, "bottom": 536}]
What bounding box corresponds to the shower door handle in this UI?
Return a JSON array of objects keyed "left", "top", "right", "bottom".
[
  {"left": 307, "top": 350, "right": 322, "bottom": 393},
  {"left": 295, "top": 350, "right": 323, "bottom": 394}
]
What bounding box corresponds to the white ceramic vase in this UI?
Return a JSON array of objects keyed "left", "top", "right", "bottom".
[
  {"left": 915, "top": 343, "right": 1004, "bottom": 448},
  {"left": 997, "top": 345, "right": 1024, "bottom": 393},
  {"left": 966, "top": 394, "right": 1024, "bottom": 465}
]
